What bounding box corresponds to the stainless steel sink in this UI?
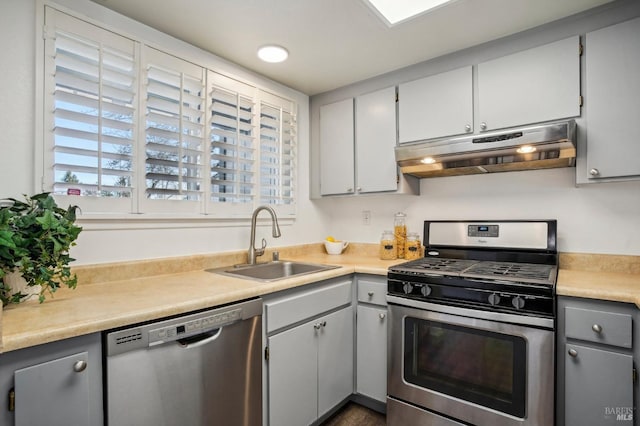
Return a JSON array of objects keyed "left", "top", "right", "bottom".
[{"left": 207, "top": 260, "right": 340, "bottom": 282}]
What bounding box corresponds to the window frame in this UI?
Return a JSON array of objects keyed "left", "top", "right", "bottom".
[{"left": 37, "top": 3, "right": 298, "bottom": 223}]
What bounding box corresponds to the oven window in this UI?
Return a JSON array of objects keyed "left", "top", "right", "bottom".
[{"left": 404, "top": 318, "right": 526, "bottom": 418}]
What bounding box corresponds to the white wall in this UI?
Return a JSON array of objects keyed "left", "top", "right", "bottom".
[
  {"left": 0, "top": 0, "right": 36, "bottom": 198},
  {"left": 0, "top": 0, "right": 329, "bottom": 265},
  {"left": 315, "top": 168, "right": 640, "bottom": 255}
]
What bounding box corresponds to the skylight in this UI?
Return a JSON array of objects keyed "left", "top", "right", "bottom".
[{"left": 364, "top": 0, "right": 456, "bottom": 26}]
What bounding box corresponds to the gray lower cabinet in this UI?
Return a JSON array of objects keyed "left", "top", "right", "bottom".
[
  {"left": 264, "top": 278, "right": 354, "bottom": 426},
  {"left": 558, "top": 296, "right": 637, "bottom": 426},
  {"left": 0, "top": 333, "right": 103, "bottom": 426},
  {"left": 355, "top": 275, "right": 387, "bottom": 405}
]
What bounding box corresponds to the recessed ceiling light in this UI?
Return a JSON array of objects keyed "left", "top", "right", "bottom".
[
  {"left": 364, "top": 0, "right": 456, "bottom": 26},
  {"left": 257, "top": 45, "right": 289, "bottom": 63}
]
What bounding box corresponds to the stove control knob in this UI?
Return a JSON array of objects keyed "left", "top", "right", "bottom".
[
  {"left": 421, "top": 285, "right": 432, "bottom": 297},
  {"left": 402, "top": 282, "right": 413, "bottom": 294},
  {"left": 488, "top": 293, "right": 501, "bottom": 306},
  {"left": 512, "top": 296, "right": 525, "bottom": 310}
]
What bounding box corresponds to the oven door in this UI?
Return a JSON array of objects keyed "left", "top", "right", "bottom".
[{"left": 388, "top": 296, "right": 554, "bottom": 426}]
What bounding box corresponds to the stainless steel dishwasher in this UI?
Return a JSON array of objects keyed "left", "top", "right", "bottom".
[{"left": 104, "top": 298, "right": 262, "bottom": 426}]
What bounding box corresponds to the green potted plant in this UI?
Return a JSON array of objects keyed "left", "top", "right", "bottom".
[{"left": 0, "top": 193, "right": 82, "bottom": 306}]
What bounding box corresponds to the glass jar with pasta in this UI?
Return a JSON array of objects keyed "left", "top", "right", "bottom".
[
  {"left": 379, "top": 230, "right": 397, "bottom": 260},
  {"left": 405, "top": 232, "right": 422, "bottom": 260},
  {"left": 394, "top": 212, "right": 407, "bottom": 258}
]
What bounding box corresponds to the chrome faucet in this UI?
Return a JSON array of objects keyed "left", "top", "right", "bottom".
[{"left": 247, "top": 205, "right": 281, "bottom": 265}]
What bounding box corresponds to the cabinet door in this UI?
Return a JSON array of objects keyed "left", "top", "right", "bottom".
[
  {"left": 318, "top": 306, "right": 354, "bottom": 418},
  {"left": 398, "top": 66, "right": 473, "bottom": 143},
  {"left": 356, "top": 305, "right": 387, "bottom": 403},
  {"left": 268, "top": 322, "right": 318, "bottom": 426},
  {"left": 14, "top": 352, "right": 90, "bottom": 426},
  {"left": 355, "top": 87, "right": 398, "bottom": 193},
  {"left": 478, "top": 36, "right": 580, "bottom": 131},
  {"left": 585, "top": 17, "right": 640, "bottom": 179},
  {"left": 320, "top": 98, "right": 355, "bottom": 195},
  {"left": 268, "top": 321, "right": 318, "bottom": 426},
  {"left": 564, "top": 343, "right": 633, "bottom": 426}
]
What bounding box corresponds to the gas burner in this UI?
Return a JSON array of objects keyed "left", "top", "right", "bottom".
[
  {"left": 390, "top": 258, "right": 478, "bottom": 275},
  {"left": 463, "top": 261, "right": 556, "bottom": 285}
]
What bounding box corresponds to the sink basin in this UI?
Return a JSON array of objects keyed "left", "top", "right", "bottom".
[{"left": 208, "top": 261, "right": 340, "bottom": 282}]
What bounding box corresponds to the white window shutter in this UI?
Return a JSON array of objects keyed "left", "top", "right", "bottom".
[
  {"left": 44, "top": 8, "right": 137, "bottom": 213},
  {"left": 259, "top": 92, "right": 296, "bottom": 215},
  {"left": 140, "top": 47, "right": 206, "bottom": 214},
  {"left": 207, "top": 72, "right": 257, "bottom": 216}
]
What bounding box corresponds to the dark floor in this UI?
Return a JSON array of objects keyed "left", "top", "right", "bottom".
[{"left": 321, "top": 402, "right": 386, "bottom": 426}]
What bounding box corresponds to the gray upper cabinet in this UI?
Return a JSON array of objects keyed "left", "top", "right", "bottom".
[
  {"left": 584, "top": 17, "right": 640, "bottom": 181},
  {"left": 319, "top": 88, "right": 418, "bottom": 197},
  {"left": 478, "top": 36, "right": 581, "bottom": 131},
  {"left": 319, "top": 98, "right": 355, "bottom": 195},
  {"left": 398, "top": 66, "right": 473, "bottom": 143},
  {"left": 355, "top": 87, "right": 399, "bottom": 193}
]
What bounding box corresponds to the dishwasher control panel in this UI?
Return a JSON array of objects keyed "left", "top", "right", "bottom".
[
  {"left": 148, "top": 308, "right": 242, "bottom": 345},
  {"left": 106, "top": 299, "right": 262, "bottom": 357}
]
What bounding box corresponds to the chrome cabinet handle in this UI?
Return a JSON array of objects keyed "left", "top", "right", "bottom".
[
  {"left": 589, "top": 168, "right": 600, "bottom": 176},
  {"left": 356, "top": 187, "right": 362, "bottom": 192},
  {"left": 347, "top": 188, "right": 354, "bottom": 193},
  {"left": 368, "top": 291, "right": 374, "bottom": 297},
  {"left": 314, "top": 323, "right": 322, "bottom": 330},
  {"left": 73, "top": 360, "right": 87, "bottom": 373},
  {"left": 592, "top": 324, "right": 603, "bottom": 333},
  {"left": 379, "top": 313, "right": 386, "bottom": 320},
  {"left": 480, "top": 122, "right": 487, "bottom": 131},
  {"left": 321, "top": 321, "right": 327, "bottom": 328},
  {"left": 568, "top": 348, "right": 578, "bottom": 358},
  {"left": 465, "top": 124, "right": 471, "bottom": 132}
]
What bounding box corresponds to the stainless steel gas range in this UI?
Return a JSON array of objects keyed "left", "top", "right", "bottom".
[{"left": 387, "top": 220, "right": 558, "bottom": 426}]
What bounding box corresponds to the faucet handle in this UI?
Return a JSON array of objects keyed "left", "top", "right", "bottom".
[{"left": 255, "top": 238, "right": 267, "bottom": 257}]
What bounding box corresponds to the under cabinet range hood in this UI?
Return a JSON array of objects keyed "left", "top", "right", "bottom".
[{"left": 396, "top": 120, "right": 576, "bottom": 178}]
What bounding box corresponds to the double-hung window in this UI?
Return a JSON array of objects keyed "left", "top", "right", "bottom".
[{"left": 41, "top": 7, "right": 297, "bottom": 219}]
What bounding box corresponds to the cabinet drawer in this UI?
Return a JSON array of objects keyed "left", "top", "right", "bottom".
[
  {"left": 265, "top": 279, "right": 352, "bottom": 333},
  {"left": 357, "top": 279, "right": 387, "bottom": 306},
  {"left": 565, "top": 307, "right": 632, "bottom": 348}
]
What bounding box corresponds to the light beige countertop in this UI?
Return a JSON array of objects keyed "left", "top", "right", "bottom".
[
  {"left": 1, "top": 246, "right": 638, "bottom": 354},
  {"left": 557, "top": 252, "right": 640, "bottom": 306},
  {"left": 0, "top": 244, "right": 403, "bottom": 353}
]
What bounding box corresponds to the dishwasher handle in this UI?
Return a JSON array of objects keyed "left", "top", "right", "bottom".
[
  {"left": 106, "top": 298, "right": 263, "bottom": 357},
  {"left": 178, "top": 327, "right": 223, "bottom": 349}
]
